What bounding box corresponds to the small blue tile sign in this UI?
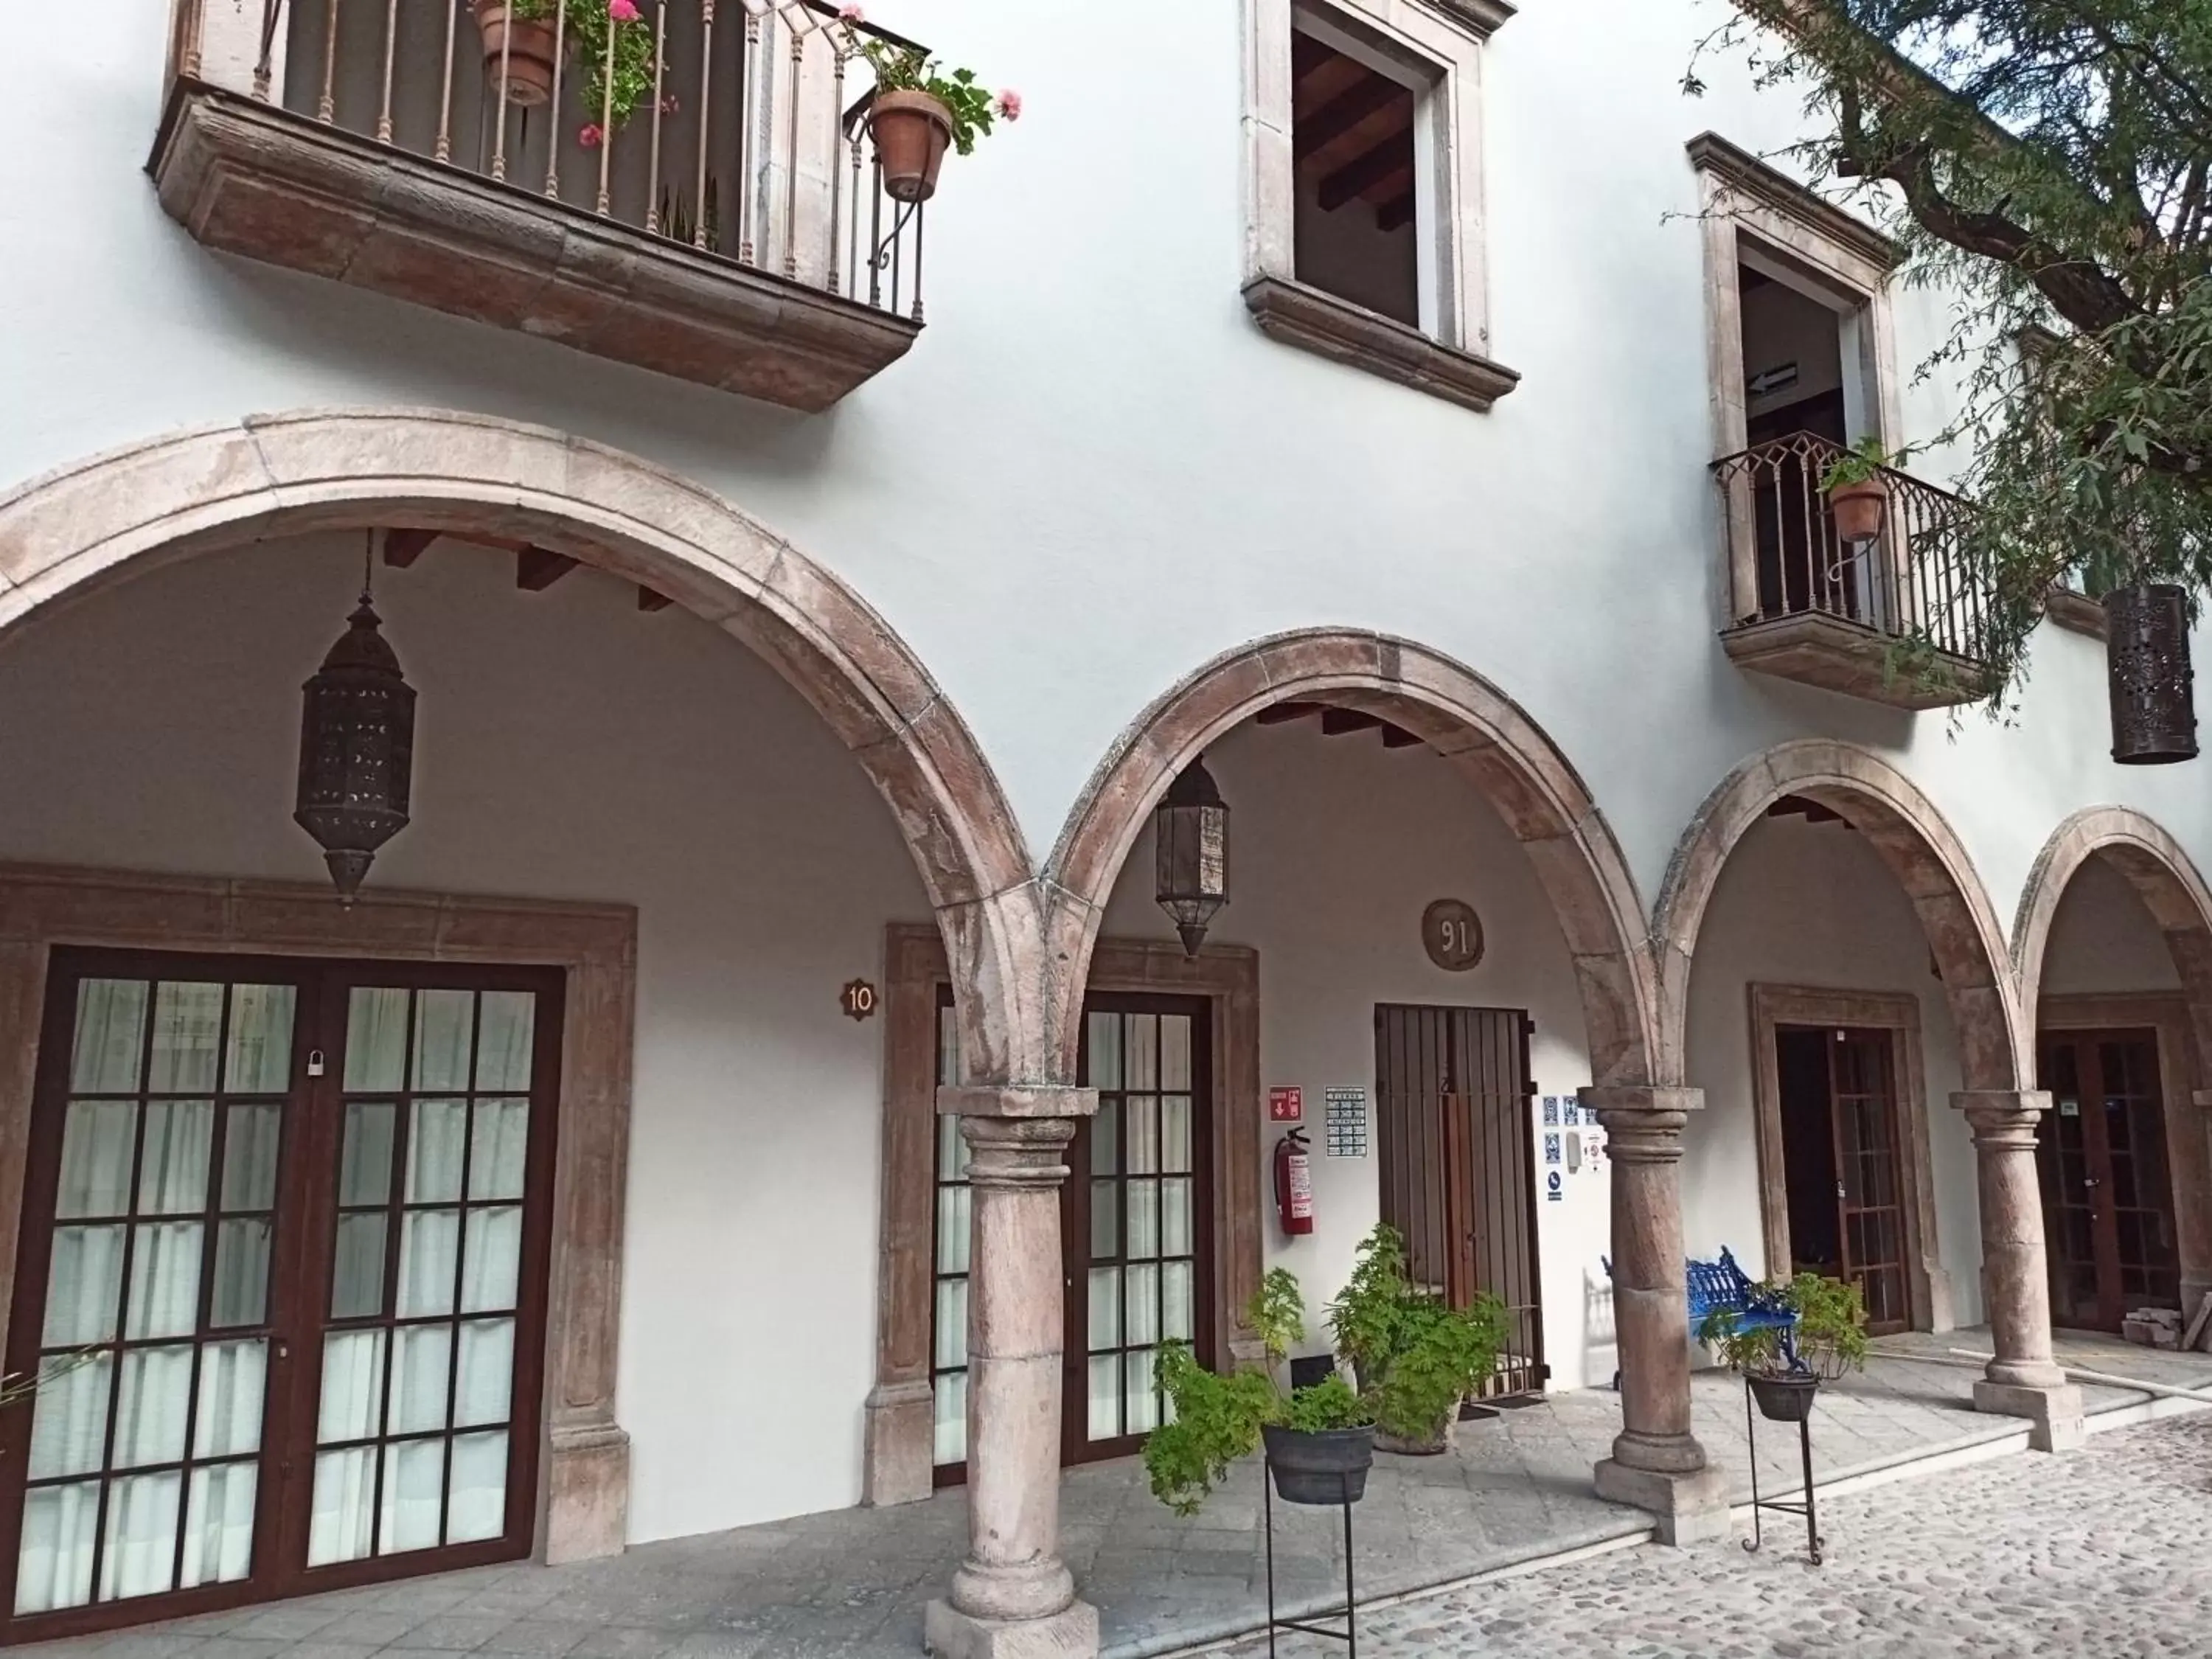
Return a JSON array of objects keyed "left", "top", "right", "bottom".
[
  {"left": 1545, "top": 1170, "right": 1563, "bottom": 1203},
  {"left": 1543, "top": 1132, "right": 1562, "bottom": 1165},
  {"left": 1542, "top": 1096, "right": 1560, "bottom": 1126},
  {"left": 1562, "top": 1100, "right": 1581, "bottom": 1125}
]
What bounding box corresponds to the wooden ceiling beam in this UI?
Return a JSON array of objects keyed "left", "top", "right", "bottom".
[
  {"left": 1377, "top": 192, "right": 1416, "bottom": 233},
  {"left": 382, "top": 529, "right": 438, "bottom": 568},
  {"left": 516, "top": 548, "right": 578, "bottom": 591},
  {"left": 1255, "top": 701, "right": 1324, "bottom": 726},
  {"left": 637, "top": 587, "right": 673, "bottom": 613},
  {"left": 1319, "top": 136, "right": 1415, "bottom": 211},
  {"left": 1320, "top": 708, "right": 1382, "bottom": 737},
  {"left": 1295, "top": 75, "right": 1407, "bottom": 161},
  {"left": 1767, "top": 793, "right": 1844, "bottom": 824},
  {"left": 1381, "top": 723, "right": 1422, "bottom": 748}
]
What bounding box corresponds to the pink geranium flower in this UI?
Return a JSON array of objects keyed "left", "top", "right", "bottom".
[
  {"left": 995, "top": 88, "right": 1022, "bottom": 121},
  {"left": 838, "top": 3, "right": 864, "bottom": 18},
  {"left": 578, "top": 122, "right": 605, "bottom": 148},
  {"left": 608, "top": 0, "right": 641, "bottom": 21}
]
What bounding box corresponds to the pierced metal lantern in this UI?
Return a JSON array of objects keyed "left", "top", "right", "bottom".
[
  {"left": 2104, "top": 584, "right": 2199, "bottom": 765},
  {"left": 296, "top": 594, "right": 416, "bottom": 902},
  {"left": 1155, "top": 757, "right": 1229, "bottom": 957}
]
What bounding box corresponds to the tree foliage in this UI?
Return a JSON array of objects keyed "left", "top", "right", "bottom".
[{"left": 1693, "top": 0, "right": 2212, "bottom": 700}]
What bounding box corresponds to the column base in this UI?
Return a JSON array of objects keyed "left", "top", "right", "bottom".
[
  {"left": 925, "top": 1599, "right": 1099, "bottom": 1659},
  {"left": 1593, "top": 1458, "right": 1730, "bottom": 1545},
  {"left": 1974, "top": 1379, "right": 2086, "bottom": 1452}
]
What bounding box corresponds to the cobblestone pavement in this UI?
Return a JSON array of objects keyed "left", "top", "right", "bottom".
[{"left": 1217, "top": 1411, "right": 2212, "bottom": 1658}]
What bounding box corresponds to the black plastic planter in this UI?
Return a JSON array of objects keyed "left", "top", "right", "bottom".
[
  {"left": 1260, "top": 1424, "right": 1376, "bottom": 1506},
  {"left": 2105, "top": 585, "right": 2199, "bottom": 765},
  {"left": 1747, "top": 1372, "right": 1820, "bottom": 1423}
]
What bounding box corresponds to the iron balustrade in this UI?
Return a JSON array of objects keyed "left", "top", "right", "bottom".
[
  {"left": 240, "top": 0, "right": 931, "bottom": 319},
  {"left": 1712, "top": 433, "right": 1992, "bottom": 674}
]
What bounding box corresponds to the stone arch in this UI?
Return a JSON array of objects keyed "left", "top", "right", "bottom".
[
  {"left": 2015, "top": 806, "right": 2212, "bottom": 1027},
  {"left": 1043, "top": 628, "right": 1659, "bottom": 1088},
  {"left": 0, "top": 406, "right": 1034, "bottom": 1077},
  {"left": 1652, "top": 738, "right": 2028, "bottom": 1091}
]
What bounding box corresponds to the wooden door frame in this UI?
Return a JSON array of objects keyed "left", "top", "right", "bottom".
[
  {"left": 863, "top": 924, "right": 1260, "bottom": 1504},
  {"left": 0, "top": 865, "right": 637, "bottom": 1568},
  {"left": 2037, "top": 993, "right": 2210, "bottom": 1321},
  {"left": 1747, "top": 984, "right": 1950, "bottom": 1331}
]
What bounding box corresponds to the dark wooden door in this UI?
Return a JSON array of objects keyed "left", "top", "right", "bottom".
[
  {"left": 2036, "top": 1031, "right": 2180, "bottom": 1332},
  {"left": 1825, "top": 1029, "right": 1909, "bottom": 1335},
  {"left": 1061, "top": 995, "right": 1212, "bottom": 1466},
  {"left": 1373, "top": 1006, "right": 1544, "bottom": 1399},
  {"left": 0, "top": 950, "right": 560, "bottom": 1641}
]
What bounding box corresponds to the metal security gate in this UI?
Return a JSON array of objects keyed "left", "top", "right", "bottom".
[{"left": 1373, "top": 1006, "right": 1543, "bottom": 1399}]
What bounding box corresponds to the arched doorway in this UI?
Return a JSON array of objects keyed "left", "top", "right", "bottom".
[
  {"left": 2015, "top": 809, "right": 2212, "bottom": 1332},
  {"left": 0, "top": 413, "right": 1030, "bottom": 1633}
]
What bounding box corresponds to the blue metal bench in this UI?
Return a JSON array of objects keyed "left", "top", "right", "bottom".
[{"left": 1602, "top": 1246, "right": 1795, "bottom": 1388}]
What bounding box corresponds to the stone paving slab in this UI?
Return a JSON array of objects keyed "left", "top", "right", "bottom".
[
  {"left": 1211, "top": 1405, "right": 2212, "bottom": 1657},
  {"left": 22, "top": 1330, "right": 2208, "bottom": 1659}
]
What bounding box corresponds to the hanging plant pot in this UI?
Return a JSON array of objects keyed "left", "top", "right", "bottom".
[
  {"left": 1826, "top": 479, "right": 1888, "bottom": 543},
  {"left": 1260, "top": 1424, "right": 1375, "bottom": 1506},
  {"left": 473, "top": 0, "right": 559, "bottom": 107},
  {"left": 1747, "top": 1372, "right": 1820, "bottom": 1423},
  {"left": 868, "top": 90, "right": 955, "bottom": 204},
  {"left": 2104, "top": 583, "right": 2199, "bottom": 765}
]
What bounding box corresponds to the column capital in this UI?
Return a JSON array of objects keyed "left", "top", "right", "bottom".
[
  {"left": 1952, "top": 1089, "right": 2053, "bottom": 1146},
  {"left": 1581, "top": 1085, "right": 1703, "bottom": 1158},
  {"left": 938, "top": 1085, "right": 1101, "bottom": 1119},
  {"left": 1579, "top": 1085, "right": 1704, "bottom": 1116},
  {"left": 959, "top": 1115, "right": 1078, "bottom": 1190}
]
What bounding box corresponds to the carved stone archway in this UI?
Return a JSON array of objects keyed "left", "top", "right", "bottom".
[
  {"left": 1044, "top": 628, "right": 1660, "bottom": 1087},
  {"left": 0, "top": 407, "right": 1034, "bottom": 1075},
  {"left": 1652, "top": 739, "right": 2028, "bottom": 1091},
  {"left": 0, "top": 409, "right": 1040, "bottom": 1582},
  {"left": 2015, "top": 807, "right": 2212, "bottom": 1312}
]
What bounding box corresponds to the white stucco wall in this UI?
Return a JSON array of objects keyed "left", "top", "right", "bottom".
[
  {"left": 2040, "top": 858, "right": 2183, "bottom": 996},
  {"left": 1681, "top": 815, "right": 1984, "bottom": 1329},
  {"left": 1096, "top": 719, "right": 1618, "bottom": 1391},
  {"left": 0, "top": 535, "right": 931, "bottom": 1545}
]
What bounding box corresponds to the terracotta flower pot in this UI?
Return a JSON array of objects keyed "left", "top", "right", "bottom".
[
  {"left": 474, "top": 0, "right": 558, "bottom": 107},
  {"left": 868, "top": 90, "right": 955, "bottom": 204},
  {"left": 1826, "top": 479, "right": 1887, "bottom": 543}
]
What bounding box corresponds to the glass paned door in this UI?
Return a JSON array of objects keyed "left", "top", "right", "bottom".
[
  {"left": 1828, "top": 1030, "right": 1908, "bottom": 1335},
  {"left": 2, "top": 953, "right": 559, "bottom": 1641},
  {"left": 8, "top": 973, "right": 296, "bottom": 1618},
  {"left": 1063, "top": 998, "right": 1208, "bottom": 1464},
  {"left": 928, "top": 994, "right": 970, "bottom": 1477},
  {"left": 301, "top": 984, "right": 542, "bottom": 1569},
  {"left": 2035, "top": 1031, "right": 2178, "bottom": 1332}
]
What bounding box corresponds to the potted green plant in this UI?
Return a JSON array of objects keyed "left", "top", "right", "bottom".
[
  {"left": 473, "top": 0, "right": 658, "bottom": 136},
  {"left": 1699, "top": 1273, "right": 1870, "bottom": 1422},
  {"left": 1326, "top": 1224, "right": 1507, "bottom": 1455},
  {"left": 1145, "top": 1269, "right": 1375, "bottom": 1515},
  {"left": 838, "top": 7, "right": 1019, "bottom": 203},
  {"left": 1818, "top": 436, "right": 1898, "bottom": 543}
]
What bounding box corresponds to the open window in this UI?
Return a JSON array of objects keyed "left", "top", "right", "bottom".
[{"left": 1240, "top": 0, "right": 1519, "bottom": 411}]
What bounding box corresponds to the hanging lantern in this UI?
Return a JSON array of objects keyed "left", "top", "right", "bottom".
[
  {"left": 2104, "top": 584, "right": 2198, "bottom": 765},
  {"left": 296, "top": 590, "right": 416, "bottom": 902},
  {"left": 1155, "top": 757, "right": 1229, "bottom": 957}
]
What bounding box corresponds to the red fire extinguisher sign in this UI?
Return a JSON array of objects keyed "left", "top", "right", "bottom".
[
  {"left": 1268, "top": 1086, "right": 1304, "bottom": 1123},
  {"left": 1274, "top": 1130, "right": 1314, "bottom": 1237}
]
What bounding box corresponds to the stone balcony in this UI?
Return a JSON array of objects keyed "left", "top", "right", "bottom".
[
  {"left": 153, "top": 1, "right": 935, "bottom": 411},
  {"left": 1712, "top": 433, "right": 1995, "bottom": 711}
]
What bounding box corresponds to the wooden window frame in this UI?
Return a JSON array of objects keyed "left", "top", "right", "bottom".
[
  {"left": 1746, "top": 984, "right": 1950, "bottom": 1332},
  {"left": 0, "top": 866, "right": 638, "bottom": 1571},
  {"left": 862, "top": 925, "right": 1260, "bottom": 1505}
]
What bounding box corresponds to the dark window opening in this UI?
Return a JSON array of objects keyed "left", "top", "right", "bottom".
[{"left": 1290, "top": 29, "right": 1419, "bottom": 327}]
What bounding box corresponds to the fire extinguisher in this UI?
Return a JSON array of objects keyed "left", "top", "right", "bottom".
[{"left": 1273, "top": 1129, "right": 1314, "bottom": 1237}]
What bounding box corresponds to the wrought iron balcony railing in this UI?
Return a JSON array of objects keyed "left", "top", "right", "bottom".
[
  {"left": 1711, "top": 433, "right": 1994, "bottom": 709},
  {"left": 157, "top": 0, "right": 936, "bottom": 407}
]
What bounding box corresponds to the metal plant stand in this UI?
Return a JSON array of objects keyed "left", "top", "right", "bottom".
[
  {"left": 1740, "top": 1379, "right": 1823, "bottom": 1565},
  {"left": 1262, "top": 1464, "right": 1359, "bottom": 1655}
]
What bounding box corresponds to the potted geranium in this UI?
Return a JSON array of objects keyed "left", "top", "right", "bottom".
[
  {"left": 1326, "top": 1224, "right": 1506, "bottom": 1454},
  {"left": 473, "top": 0, "right": 658, "bottom": 136},
  {"left": 1699, "top": 1272, "right": 1870, "bottom": 1422},
  {"left": 1145, "top": 1270, "right": 1375, "bottom": 1514},
  {"left": 1818, "top": 436, "right": 1898, "bottom": 543},
  {"left": 838, "top": 7, "right": 1018, "bottom": 203}
]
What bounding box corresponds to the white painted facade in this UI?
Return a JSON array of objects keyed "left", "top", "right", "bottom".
[{"left": 2, "top": 0, "right": 2209, "bottom": 1578}]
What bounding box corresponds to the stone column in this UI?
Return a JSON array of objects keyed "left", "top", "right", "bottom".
[
  {"left": 925, "top": 1088, "right": 1100, "bottom": 1659},
  {"left": 1581, "top": 1085, "right": 1728, "bottom": 1544},
  {"left": 1954, "top": 1091, "right": 2084, "bottom": 1451}
]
